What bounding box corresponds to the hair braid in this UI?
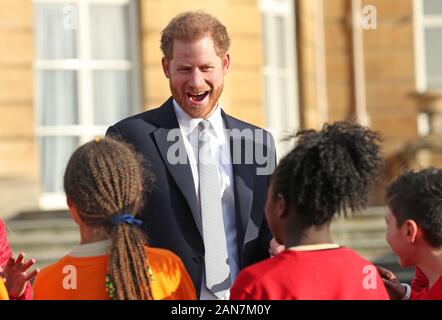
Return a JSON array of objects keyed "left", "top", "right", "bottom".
[{"left": 64, "top": 137, "right": 155, "bottom": 299}]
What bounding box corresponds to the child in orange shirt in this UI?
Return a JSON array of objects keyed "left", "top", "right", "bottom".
[
  {"left": 379, "top": 168, "right": 442, "bottom": 300},
  {"left": 0, "top": 278, "right": 8, "bottom": 300},
  {"left": 230, "top": 121, "right": 389, "bottom": 300},
  {"left": 33, "top": 138, "right": 196, "bottom": 300}
]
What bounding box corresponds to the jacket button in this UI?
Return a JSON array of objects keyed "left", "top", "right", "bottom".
[{"left": 192, "top": 256, "right": 204, "bottom": 264}]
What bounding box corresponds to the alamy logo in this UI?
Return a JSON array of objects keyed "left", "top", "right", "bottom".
[
  {"left": 62, "top": 5, "right": 78, "bottom": 30},
  {"left": 362, "top": 265, "right": 378, "bottom": 290},
  {"left": 166, "top": 128, "right": 276, "bottom": 176},
  {"left": 362, "top": 5, "right": 377, "bottom": 30},
  {"left": 62, "top": 265, "right": 77, "bottom": 290}
]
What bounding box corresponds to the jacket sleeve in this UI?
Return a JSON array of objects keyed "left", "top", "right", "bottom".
[
  {"left": 256, "top": 131, "right": 277, "bottom": 262},
  {"left": 0, "top": 220, "right": 33, "bottom": 300}
]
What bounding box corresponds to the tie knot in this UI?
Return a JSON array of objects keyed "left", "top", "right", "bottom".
[
  {"left": 198, "top": 120, "right": 210, "bottom": 132},
  {"left": 198, "top": 120, "right": 211, "bottom": 141}
]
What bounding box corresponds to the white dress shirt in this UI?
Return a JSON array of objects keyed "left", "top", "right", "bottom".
[{"left": 173, "top": 100, "right": 239, "bottom": 300}]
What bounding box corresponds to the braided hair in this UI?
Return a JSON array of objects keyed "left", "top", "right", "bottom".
[
  {"left": 64, "top": 137, "right": 154, "bottom": 300},
  {"left": 272, "top": 121, "right": 382, "bottom": 228}
]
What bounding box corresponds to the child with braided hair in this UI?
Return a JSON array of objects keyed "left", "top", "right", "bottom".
[
  {"left": 33, "top": 137, "right": 196, "bottom": 300},
  {"left": 230, "top": 121, "right": 390, "bottom": 300}
]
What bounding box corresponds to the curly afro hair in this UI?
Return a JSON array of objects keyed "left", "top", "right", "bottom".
[
  {"left": 387, "top": 168, "right": 442, "bottom": 248},
  {"left": 272, "top": 121, "right": 382, "bottom": 227}
]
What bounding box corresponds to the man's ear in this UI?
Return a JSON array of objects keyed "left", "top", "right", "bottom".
[
  {"left": 162, "top": 57, "right": 170, "bottom": 79},
  {"left": 403, "top": 219, "right": 419, "bottom": 244},
  {"left": 222, "top": 53, "right": 230, "bottom": 74}
]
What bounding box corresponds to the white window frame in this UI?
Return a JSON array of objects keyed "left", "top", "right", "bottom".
[
  {"left": 259, "top": 0, "right": 300, "bottom": 159},
  {"left": 413, "top": 0, "right": 442, "bottom": 136},
  {"left": 413, "top": 0, "right": 442, "bottom": 92},
  {"left": 33, "top": 0, "right": 141, "bottom": 209}
]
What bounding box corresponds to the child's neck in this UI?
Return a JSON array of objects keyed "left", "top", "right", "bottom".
[
  {"left": 79, "top": 225, "right": 110, "bottom": 245},
  {"left": 416, "top": 247, "right": 442, "bottom": 288},
  {"left": 284, "top": 223, "right": 334, "bottom": 248}
]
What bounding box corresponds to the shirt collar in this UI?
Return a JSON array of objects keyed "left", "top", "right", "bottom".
[
  {"left": 68, "top": 240, "right": 112, "bottom": 257},
  {"left": 173, "top": 99, "right": 225, "bottom": 138}
]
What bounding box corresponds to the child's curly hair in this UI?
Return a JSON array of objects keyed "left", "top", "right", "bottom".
[{"left": 272, "top": 121, "right": 382, "bottom": 227}]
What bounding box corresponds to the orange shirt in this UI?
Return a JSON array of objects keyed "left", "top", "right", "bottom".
[
  {"left": 0, "top": 278, "right": 8, "bottom": 300},
  {"left": 33, "top": 246, "right": 196, "bottom": 300}
]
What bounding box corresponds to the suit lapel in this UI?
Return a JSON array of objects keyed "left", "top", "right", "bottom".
[
  {"left": 152, "top": 99, "right": 202, "bottom": 236},
  {"left": 223, "top": 112, "right": 254, "bottom": 254}
]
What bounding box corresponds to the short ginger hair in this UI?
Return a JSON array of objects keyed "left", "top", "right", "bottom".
[{"left": 160, "top": 11, "right": 231, "bottom": 59}]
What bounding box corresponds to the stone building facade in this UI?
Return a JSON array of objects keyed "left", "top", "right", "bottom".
[{"left": 0, "top": 0, "right": 439, "bottom": 216}]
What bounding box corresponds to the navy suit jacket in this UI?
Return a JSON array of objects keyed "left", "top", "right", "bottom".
[{"left": 106, "top": 97, "right": 275, "bottom": 295}]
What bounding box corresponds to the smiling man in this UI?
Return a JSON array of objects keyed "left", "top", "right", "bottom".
[{"left": 107, "top": 11, "right": 277, "bottom": 299}]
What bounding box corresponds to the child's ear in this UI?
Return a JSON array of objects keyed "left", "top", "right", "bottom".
[
  {"left": 66, "top": 197, "right": 82, "bottom": 226},
  {"left": 403, "top": 219, "right": 419, "bottom": 244},
  {"left": 275, "top": 193, "right": 288, "bottom": 218}
]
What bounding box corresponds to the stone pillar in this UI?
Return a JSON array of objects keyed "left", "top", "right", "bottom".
[
  {"left": 388, "top": 91, "right": 442, "bottom": 172},
  {"left": 413, "top": 91, "right": 442, "bottom": 136}
]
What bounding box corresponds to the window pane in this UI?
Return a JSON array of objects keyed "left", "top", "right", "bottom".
[
  {"left": 263, "top": 75, "right": 274, "bottom": 126},
  {"left": 40, "top": 136, "right": 78, "bottom": 193},
  {"left": 90, "top": 5, "right": 130, "bottom": 59},
  {"left": 93, "top": 71, "right": 132, "bottom": 125},
  {"left": 278, "top": 75, "right": 289, "bottom": 128},
  {"left": 423, "top": 0, "right": 442, "bottom": 15},
  {"left": 35, "top": 3, "right": 77, "bottom": 59},
  {"left": 275, "top": 16, "right": 287, "bottom": 68},
  {"left": 37, "top": 71, "right": 78, "bottom": 125},
  {"left": 262, "top": 15, "right": 270, "bottom": 66},
  {"left": 425, "top": 28, "right": 442, "bottom": 88}
]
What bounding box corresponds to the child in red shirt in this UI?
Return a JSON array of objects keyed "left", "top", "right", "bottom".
[
  {"left": 379, "top": 168, "right": 442, "bottom": 300},
  {"left": 0, "top": 219, "right": 39, "bottom": 299},
  {"left": 230, "top": 121, "right": 389, "bottom": 300}
]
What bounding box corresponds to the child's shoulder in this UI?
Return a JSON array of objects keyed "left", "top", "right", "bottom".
[
  {"left": 0, "top": 219, "right": 8, "bottom": 244},
  {"left": 337, "top": 246, "right": 376, "bottom": 264},
  {"left": 145, "top": 246, "right": 179, "bottom": 259},
  {"left": 239, "top": 250, "right": 294, "bottom": 280},
  {"left": 33, "top": 255, "right": 72, "bottom": 291},
  {"left": 35, "top": 256, "right": 71, "bottom": 276},
  {"left": 144, "top": 246, "right": 185, "bottom": 268}
]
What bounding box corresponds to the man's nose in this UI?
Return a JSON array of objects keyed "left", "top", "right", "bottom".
[{"left": 188, "top": 70, "right": 205, "bottom": 88}]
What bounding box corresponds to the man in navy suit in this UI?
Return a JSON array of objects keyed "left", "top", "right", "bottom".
[{"left": 107, "top": 11, "right": 279, "bottom": 299}]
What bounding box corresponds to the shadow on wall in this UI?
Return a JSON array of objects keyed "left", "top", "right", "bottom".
[{"left": 0, "top": 178, "right": 39, "bottom": 220}]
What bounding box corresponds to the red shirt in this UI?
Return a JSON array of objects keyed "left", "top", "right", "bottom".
[
  {"left": 0, "top": 219, "right": 33, "bottom": 300},
  {"left": 411, "top": 268, "right": 442, "bottom": 300},
  {"left": 230, "top": 247, "right": 389, "bottom": 300}
]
